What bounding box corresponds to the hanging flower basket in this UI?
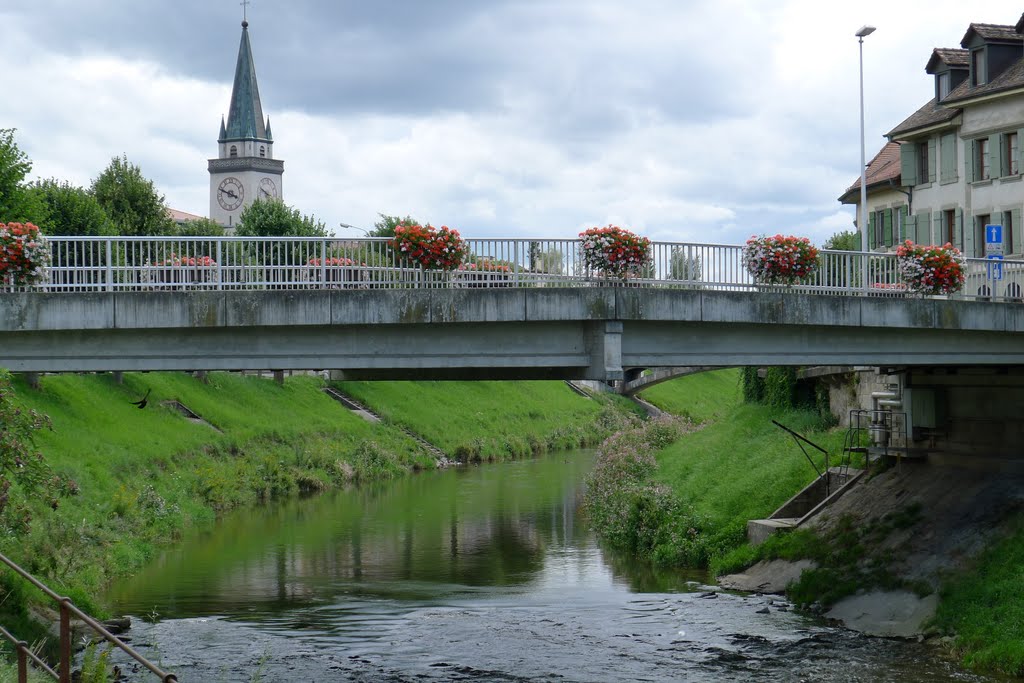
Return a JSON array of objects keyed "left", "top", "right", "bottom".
[
  {"left": 0, "top": 222, "right": 50, "bottom": 287},
  {"left": 895, "top": 240, "right": 965, "bottom": 296},
  {"left": 392, "top": 223, "right": 468, "bottom": 271},
  {"left": 578, "top": 225, "right": 652, "bottom": 281},
  {"left": 742, "top": 234, "right": 819, "bottom": 286}
]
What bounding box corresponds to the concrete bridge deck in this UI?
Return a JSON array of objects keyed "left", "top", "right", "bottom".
[{"left": 2, "top": 288, "right": 1022, "bottom": 380}]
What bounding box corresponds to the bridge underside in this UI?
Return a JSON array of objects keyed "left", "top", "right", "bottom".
[{"left": 3, "top": 289, "right": 1024, "bottom": 378}]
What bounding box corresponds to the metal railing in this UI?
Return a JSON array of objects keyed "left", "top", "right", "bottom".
[
  {"left": 6, "top": 236, "right": 1022, "bottom": 302},
  {"left": 0, "top": 551, "right": 176, "bottom": 683}
]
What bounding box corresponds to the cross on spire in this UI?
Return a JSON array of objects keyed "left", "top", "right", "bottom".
[{"left": 240, "top": 0, "right": 251, "bottom": 23}]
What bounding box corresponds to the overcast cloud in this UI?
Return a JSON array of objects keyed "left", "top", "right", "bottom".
[{"left": 3, "top": 1, "right": 1022, "bottom": 243}]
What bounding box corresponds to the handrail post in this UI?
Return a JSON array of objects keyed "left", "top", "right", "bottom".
[
  {"left": 216, "top": 240, "right": 223, "bottom": 291},
  {"left": 105, "top": 239, "right": 113, "bottom": 293},
  {"left": 59, "top": 599, "right": 71, "bottom": 683},
  {"left": 17, "top": 642, "right": 27, "bottom": 683}
]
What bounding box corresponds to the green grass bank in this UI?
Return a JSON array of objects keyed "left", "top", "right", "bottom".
[{"left": 0, "top": 371, "right": 637, "bottom": 667}]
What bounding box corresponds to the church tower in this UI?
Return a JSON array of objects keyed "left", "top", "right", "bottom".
[{"left": 208, "top": 17, "right": 283, "bottom": 229}]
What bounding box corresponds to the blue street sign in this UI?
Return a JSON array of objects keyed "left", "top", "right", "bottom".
[
  {"left": 988, "top": 254, "right": 1004, "bottom": 281},
  {"left": 986, "top": 224, "right": 1004, "bottom": 256}
]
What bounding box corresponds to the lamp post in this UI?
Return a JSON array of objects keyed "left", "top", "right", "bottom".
[
  {"left": 339, "top": 222, "right": 370, "bottom": 236},
  {"left": 857, "top": 25, "right": 875, "bottom": 290}
]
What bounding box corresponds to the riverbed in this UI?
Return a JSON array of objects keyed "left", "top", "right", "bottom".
[{"left": 105, "top": 451, "right": 997, "bottom": 682}]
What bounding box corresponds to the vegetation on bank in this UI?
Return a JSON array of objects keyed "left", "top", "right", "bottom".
[
  {"left": 585, "top": 368, "right": 845, "bottom": 570},
  {"left": 0, "top": 371, "right": 633, "bottom": 669}
]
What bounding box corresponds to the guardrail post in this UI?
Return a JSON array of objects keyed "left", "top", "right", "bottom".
[
  {"left": 216, "top": 241, "right": 223, "bottom": 291},
  {"left": 59, "top": 599, "right": 71, "bottom": 683},
  {"left": 105, "top": 240, "right": 114, "bottom": 293}
]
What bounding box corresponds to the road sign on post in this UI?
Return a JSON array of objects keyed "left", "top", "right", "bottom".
[
  {"left": 985, "top": 224, "right": 1004, "bottom": 256},
  {"left": 988, "top": 254, "right": 1004, "bottom": 280}
]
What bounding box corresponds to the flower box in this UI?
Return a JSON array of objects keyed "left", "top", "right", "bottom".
[
  {"left": 0, "top": 222, "right": 50, "bottom": 287},
  {"left": 307, "top": 257, "right": 364, "bottom": 286},
  {"left": 895, "top": 240, "right": 965, "bottom": 296},
  {"left": 579, "top": 225, "right": 652, "bottom": 281},
  {"left": 393, "top": 223, "right": 468, "bottom": 271},
  {"left": 153, "top": 254, "right": 218, "bottom": 287},
  {"left": 742, "top": 234, "right": 819, "bottom": 286}
]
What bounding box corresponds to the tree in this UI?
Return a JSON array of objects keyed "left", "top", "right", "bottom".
[
  {"left": 0, "top": 128, "right": 46, "bottom": 224},
  {"left": 236, "top": 198, "right": 328, "bottom": 237},
  {"left": 370, "top": 213, "right": 420, "bottom": 238},
  {"left": 28, "top": 179, "right": 113, "bottom": 236},
  {"left": 669, "top": 246, "right": 702, "bottom": 281},
  {"left": 90, "top": 155, "right": 174, "bottom": 236},
  {"left": 174, "top": 217, "right": 226, "bottom": 237},
  {"left": 824, "top": 230, "right": 859, "bottom": 251}
]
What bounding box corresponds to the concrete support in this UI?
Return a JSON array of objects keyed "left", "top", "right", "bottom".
[
  {"left": 194, "top": 370, "right": 208, "bottom": 384},
  {"left": 589, "top": 321, "right": 624, "bottom": 381},
  {"left": 21, "top": 372, "right": 40, "bottom": 389},
  {"left": 112, "top": 371, "right": 123, "bottom": 385},
  {"left": 273, "top": 370, "right": 284, "bottom": 386}
]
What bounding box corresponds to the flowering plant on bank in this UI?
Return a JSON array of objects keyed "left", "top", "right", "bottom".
[
  {"left": 156, "top": 253, "right": 217, "bottom": 267},
  {"left": 458, "top": 259, "right": 511, "bottom": 273},
  {"left": 392, "top": 223, "right": 468, "bottom": 270},
  {"left": 742, "top": 234, "right": 819, "bottom": 286},
  {"left": 308, "top": 257, "right": 355, "bottom": 267},
  {"left": 0, "top": 222, "right": 50, "bottom": 286},
  {"left": 578, "top": 225, "right": 652, "bottom": 280},
  {"left": 895, "top": 240, "right": 965, "bottom": 296}
]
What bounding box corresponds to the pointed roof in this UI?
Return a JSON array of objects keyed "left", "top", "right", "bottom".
[
  {"left": 839, "top": 141, "right": 903, "bottom": 204},
  {"left": 221, "top": 20, "right": 269, "bottom": 143}
]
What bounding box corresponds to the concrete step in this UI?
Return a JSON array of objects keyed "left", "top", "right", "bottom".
[{"left": 747, "top": 518, "right": 800, "bottom": 545}]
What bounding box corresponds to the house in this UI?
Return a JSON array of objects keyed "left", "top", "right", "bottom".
[
  {"left": 846, "top": 14, "right": 1024, "bottom": 261},
  {"left": 838, "top": 141, "right": 907, "bottom": 250}
]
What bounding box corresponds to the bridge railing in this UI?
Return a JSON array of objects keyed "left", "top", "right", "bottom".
[{"left": 12, "top": 236, "right": 1024, "bottom": 301}]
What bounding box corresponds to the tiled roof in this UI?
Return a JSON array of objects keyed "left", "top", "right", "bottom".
[
  {"left": 926, "top": 48, "right": 969, "bottom": 73},
  {"left": 839, "top": 141, "right": 902, "bottom": 203},
  {"left": 167, "top": 208, "right": 206, "bottom": 223},
  {"left": 942, "top": 54, "right": 1024, "bottom": 104},
  {"left": 962, "top": 23, "right": 1021, "bottom": 45},
  {"left": 886, "top": 98, "right": 960, "bottom": 138}
]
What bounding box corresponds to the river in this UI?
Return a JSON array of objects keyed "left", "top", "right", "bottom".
[{"left": 105, "top": 450, "right": 997, "bottom": 682}]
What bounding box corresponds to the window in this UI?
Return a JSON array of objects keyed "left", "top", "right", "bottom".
[
  {"left": 938, "top": 72, "right": 951, "bottom": 99},
  {"left": 229, "top": 145, "right": 238, "bottom": 158},
  {"left": 972, "top": 49, "right": 987, "bottom": 86},
  {"left": 259, "top": 145, "right": 266, "bottom": 158},
  {"left": 977, "top": 138, "right": 990, "bottom": 180},
  {"left": 1005, "top": 210, "right": 1015, "bottom": 255},
  {"left": 944, "top": 210, "right": 957, "bottom": 246},
  {"left": 917, "top": 143, "right": 929, "bottom": 184},
  {"left": 1006, "top": 132, "right": 1019, "bottom": 176},
  {"left": 873, "top": 209, "right": 886, "bottom": 249},
  {"left": 975, "top": 214, "right": 990, "bottom": 258}
]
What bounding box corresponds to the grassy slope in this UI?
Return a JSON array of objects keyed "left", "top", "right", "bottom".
[
  {"left": 337, "top": 380, "right": 642, "bottom": 458},
  {"left": 639, "top": 369, "right": 846, "bottom": 534}
]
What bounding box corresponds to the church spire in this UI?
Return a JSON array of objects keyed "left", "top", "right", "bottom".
[{"left": 221, "top": 18, "right": 269, "bottom": 143}]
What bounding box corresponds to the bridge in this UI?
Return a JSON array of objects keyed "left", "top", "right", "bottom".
[{"left": 2, "top": 236, "right": 1022, "bottom": 381}]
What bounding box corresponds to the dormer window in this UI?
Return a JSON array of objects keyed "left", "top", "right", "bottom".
[
  {"left": 938, "top": 72, "right": 951, "bottom": 99},
  {"left": 229, "top": 145, "right": 238, "bottom": 158},
  {"left": 972, "top": 48, "right": 987, "bottom": 85}
]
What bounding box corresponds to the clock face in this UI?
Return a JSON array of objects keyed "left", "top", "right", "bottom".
[
  {"left": 217, "top": 177, "right": 244, "bottom": 211},
  {"left": 259, "top": 177, "right": 278, "bottom": 199}
]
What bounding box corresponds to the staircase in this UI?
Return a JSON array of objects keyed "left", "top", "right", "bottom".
[
  {"left": 747, "top": 467, "right": 864, "bottom": 545},
  {"left": 322, "top": 387, "right": 452, "bottom": 463}
]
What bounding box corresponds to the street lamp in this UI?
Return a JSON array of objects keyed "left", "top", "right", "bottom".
[
  {"left": 339, "top": 222, "right": 370, "bottom": 236},
  {"left": 857, "top": 24, "right": 876, "bottom": 288}
]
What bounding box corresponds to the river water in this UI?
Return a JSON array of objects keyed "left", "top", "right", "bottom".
[{"left": 106, "top": 451, "right": 996, "bottom": 682}]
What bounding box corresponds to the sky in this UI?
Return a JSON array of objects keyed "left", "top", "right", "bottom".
[{"left": 3, "top": 1, "right": 1023, "bottom": 244}]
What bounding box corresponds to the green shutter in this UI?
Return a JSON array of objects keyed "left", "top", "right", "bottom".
[
  {"left": 1018, "top": 128, "right": 1024, "bottom": 175},
  {"left": 956, "top": 208, "right": 964, "bottom": 252},
  {"left": 899, "top": 205, "right": 909, "bottom": 244},
  {"left": 966, "top": 140, "right": 974, "bottom": 181},
  {"left": 868, "top": 212, "right": 876, "bottom": 249},
  {"left": 928, "top": 137, "right": 937, "bottom": 182},
  {"left": 900, "top": 142, "right": 918, "bottom": 186},
  {"left": 1013, "top": 209, "right": 1021, "bottom": 255},
  {"left": 919, "top": 211, "right": 931, "bottom": 244},
  {"left": 994, "top": 134, "right": 1005, "bottom": 178},
  {"left": 982, "top": 138, "right": 991, "bottom": 179},
  {"left": 940, "top": 134, "right": 956, "bottom": 182},
  {"left": 934, "top": 213, "right": 943, "bottom": 247},
  {"left": 905, "top": 213, "right": 917, "bottom": 244},
  {"left": 883, "top": 209, "right": 893, "bottom": 247}
]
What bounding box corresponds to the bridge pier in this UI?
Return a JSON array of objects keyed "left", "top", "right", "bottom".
[{"left": 589, "top": 321, "right": 624, "bottom": 382}]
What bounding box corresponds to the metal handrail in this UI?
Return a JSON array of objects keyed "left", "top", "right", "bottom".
[
  {"left": 0, "top": 551, "right": 176, "bottom": 683},
  {"left": 9, "top": 236, "right": 1021, "bottom": 302}
]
